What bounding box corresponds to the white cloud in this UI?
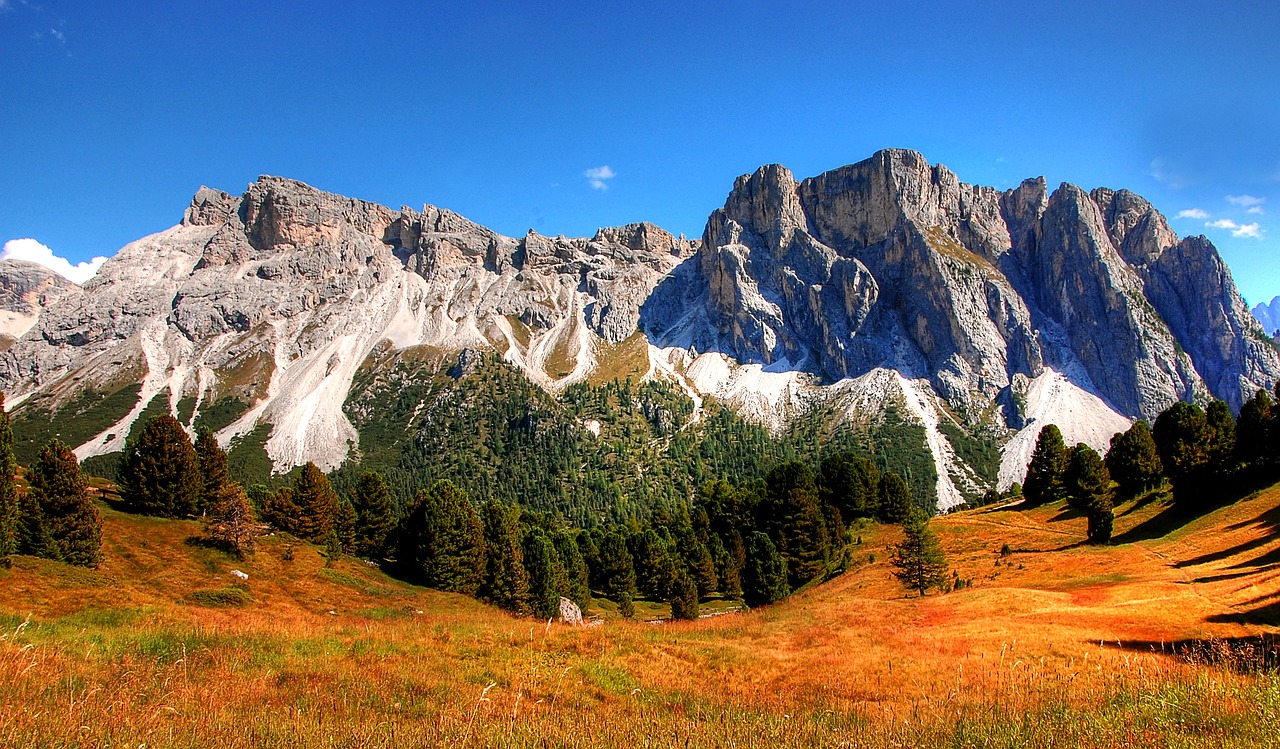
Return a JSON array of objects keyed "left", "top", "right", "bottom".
[
  {"left": 1176, "top": 208, "right": 1209, "bottom": 219},
  {"left": 1207, "top": 219, "right": 1238, "bottom": 230},
  {"left": 49, "top": 28, "right": 64, "bottom": 43},
  {"left": 584, "top": 165, "right": 616, "bottom": 191},
  {"left": 1248, "top": 205, "right": 1265, "bottom": 215},
  {"left": 1, "top": 238, "right": 107, "bottom": 284},
  {"left": 1148, "top": 158, "right": 1190, "bottom": 189},
  {"left": 1233, "top": 222, "right": 1263, "bottom": 239},
  {"left": 1226, "top": 194, "right": 1265, "bottom": 208}
]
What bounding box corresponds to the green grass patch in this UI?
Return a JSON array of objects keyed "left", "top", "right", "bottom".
[
  {"left": 193, "top": 396, "right": 251, "bottom": 434},
  {"left": 12, "top": 383, "right": 142, "bottom": 465},
  {"left": 184, "top": 587, "right": 253, "bottom": 607},
  {"left": 227, "top": 423, "right": 274, "bottom": 487}
]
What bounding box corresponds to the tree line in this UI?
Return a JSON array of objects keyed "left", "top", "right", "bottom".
[{"left": 1022, "top": 382, "right": 1280, "bottom": 542}]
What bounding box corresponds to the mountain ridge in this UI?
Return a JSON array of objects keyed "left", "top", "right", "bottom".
[{"left": 2, "top": 150, "right": 1276, "bottom": 510}]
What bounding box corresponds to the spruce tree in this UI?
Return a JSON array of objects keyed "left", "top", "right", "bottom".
[
  {"left": 742, "top": 532, "right": 789, "bottom": 607},
  {"left": 260, "top": 486, "right": 302, "bottom": 535},
  {"left": 193, "top": 426, "right": 230, "bottom": 516},
  {"left": 876, "top": 472, "right": 914, "bottom": 524},
  {"left": 29, "top": 440, "right": 101, "bottom": 567},
  {"left": 669, "top": 568, "right": 699, "bottom": 620},
  {"left": 291, "top": 462, "right": 340, "bottom": 543},
  {"left": 396, "top": 479, "right": 486, "bottom": 594},
  {"left": 1105, "top": 421, "right": 1163, "bottom": 498},
  {"left": 676, "top": 526, "right": 717, "bottom": 598},
  {"left": 1065, "top": 444, "right": 1114, "bottom": 544},
  {"left": 522, "top": 530, "right": 564, "bottom": 619},
  {"left": 1205, "top": 400, "right": 1237, "bottom": 472},
  {"left": 480, "top": 502, "right": 530, "bottom": 613},
  {"left": 819, "top": 452, "right": 881, "bottom": 519},
  {"left": 0, "top": 393, "right": 16, "bottom": 559},
  {"left": 631, "top": 527, "right": 675, "bottom": 599},
  {"left": 1023, "top": 424, "right": 1068, "bottom": 506},
  {"left": 708, "top": 532, "right": 741, "bottom": 599},
  {"left": 553, "top": 531, "right": 590, "bottom": 610},
  {"left": 891, "top": 510, "right": 949, "bottom": 596},
  {"left": 1235, "top": 389, "right": 1273, "bottom": 466},
  {"left": 119, "top": 415, "right": 200, "bottom": 518},
  {"left": 597, "top": 530, "right": 637, "bottom": 606},
  {"left": 1153, "top": 401, "right": 1211, "bottom": 504},
  {"left": 350, "top": 470, "right": 394, "bottom": 558},
  {"left": 204, "top": 482, "right": 258, "bottom": 556},
  {"left": 16, "top": 489, "right": 59, "bottom": 561},
  {"left": 335, "top": 498, "right": 358, "bottom": 554},
  {"left": 762, "top": 462, "right": 830, "bottom": 588}
]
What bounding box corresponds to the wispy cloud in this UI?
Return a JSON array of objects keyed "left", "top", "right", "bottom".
[
  {"left": 1, "top": 238, "right": 107, "bottom": 284},
  {"left": 1176, "top": 208, "right": 1209, "bottom": 219},
  {"left": 1226, "top": 194, "right": 1265, "bottom": 208},
  {"left": 1205, "top": 219, "right": 1264, "bottom": 239},
  {"left": 584, "top": 165, "right": 616, "bottom": 191},
  {"left": 1248, "top": 205, "right": 1265, "bottom": 215},
  {"left": 1149, "top": 158, "right": 1190, "bottom": 189}
]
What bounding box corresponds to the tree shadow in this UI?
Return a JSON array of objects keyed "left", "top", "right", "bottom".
[
  {"left": 1206, "top": 599, "right": 1280, "bottom": 627},
  {"left": 1193, "top": 569, "right": 1264, "bottom": 584},
  {"left": 1106, "top": 634, "right": 1280, "bottom": 673}
]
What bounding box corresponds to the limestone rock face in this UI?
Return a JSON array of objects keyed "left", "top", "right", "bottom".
[
  {"left": 0, "top": 259, "right": 80, "bottom": 344},
  {"left": 1253, "top": 296, "right": 1280, "bottom": 338},
  {"left": 645, "top": 149, "right": 1280, "bottom": 420}
]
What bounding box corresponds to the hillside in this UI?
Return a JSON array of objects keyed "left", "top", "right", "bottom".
[{"left": 3, "top": 481, "right": 1278, "bottom": 747}]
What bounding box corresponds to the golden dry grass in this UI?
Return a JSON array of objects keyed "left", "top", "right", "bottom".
[{"left": 2, "top": 484, "right": 1279, "bottom": 747}]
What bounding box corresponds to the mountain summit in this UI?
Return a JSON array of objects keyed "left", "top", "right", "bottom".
[{"left": 2, "top": 151, "right": 1276, "bottom": 509}]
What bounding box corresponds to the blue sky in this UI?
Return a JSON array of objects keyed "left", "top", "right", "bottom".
[{"left": 2, "top": 0, "right": 1278, "bottom": 304}]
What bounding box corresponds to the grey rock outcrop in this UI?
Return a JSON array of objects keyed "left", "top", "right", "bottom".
[
  {"left": 1254, "top": 296, "right": 1280, "bottom": 338},
  {"left": 645, "top": 149, "right": 1280, "bottom": 420},
  {"left": 0, "top": 259, "right": 80, "bottom": 345}
]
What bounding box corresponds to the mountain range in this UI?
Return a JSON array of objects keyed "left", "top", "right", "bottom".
[
  {"left": 3, "top": 149, "right": 1276, "bottom": 511},
  {"left": 1254, "top": 296, "right": 1280, "bottom": 338}
]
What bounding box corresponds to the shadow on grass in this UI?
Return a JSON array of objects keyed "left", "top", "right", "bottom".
[
  {"left": 1206, "top": 599, "right": 1280, "bottom": 627},
  {"left": 1107, "top": 634, "right": 1280, "bottom": 673}
]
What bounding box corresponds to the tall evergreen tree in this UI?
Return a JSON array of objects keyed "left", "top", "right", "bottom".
[
  {"left": 193, "top": 426, "right": 230, "bottom": 516},
  {"left": 16, "top": 489, "right": 59, "bottom": 561},
  {"left": 259, "top": 486, "right": 301, "bottom": 536},
  {"left": 1235, "top": 389, "right": 1273, "bottom": 466},
  {"left": 1065, "top": 444, "right": 1114, "bottom": 544},
  {"left": 631, "top": 527, "right": 676, "bottom": 599},
  {"left": 891, "top": 510, "right": 949, "bottom": 596},
  {"left": 762, "top": 462, "right": 830, "bottom": 588},
  {"left": 1205, "top": 400, "right": 1237, "bottom": 472},
  {"left": 29, "top": 441, "right": 101, "bottom": 567},
  {"left": 676, "top": 526, "right": 717, "bottom": 598},
  {"left": 819, "top": 452, "right": 881, "bottom": 519},
  {"left": 479, "top": 502, "right": 530, "bottom": 614},
  {"left": 1023, "top": 424, "right": 1068, "bottom": 506},
  {"left": 118, "top": 415, "right": 200, "bottom": 518},
  {"left": 523, "top": 530, "right": 564, "bottom": 619},
  {"left": 292, "top": 462, "right": 340, "bottom": 543},
  {"left": 396, "top": 479, "right": 486, "bottom": 594},
  {"left": 669, "top": 568, "right": 699, "bottom": 620},
  {"left": 0, "top": 393, "right": 16, "bottom": 559},
  {"left": 335, "top": 498, "right": 358, "bottom": 554},
  {"left": 350, "top": 470, "right": 395, "bottom": 558},
  {"left": 708, "top": 532, "right": 741, "bottom": 599},
  {"left": 553, "top": 531, "right": 590, "bottom": 610},
  {"left": 597, "top": 530, "right": 637, "bottom": 605},
  {"left": 1153, "top": 401, "right": 1211, "bottom": 503},
  {"left": 742, "top": 532, "right": 789, "bottom": 607},
  {"left": 204, "top": 482, "right": 258, "bottom": 556},
  {"left": 1105, "top": 421, "right": 1163, "bottom": 498},
  {"left": 876, "top": 472, "right": 914, "bottom": 524}
]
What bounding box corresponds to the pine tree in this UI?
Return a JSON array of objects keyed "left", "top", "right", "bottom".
[
  {"left": 292, "top": 462, "right": 340, "bottom": 543},
  {"left": 1153, "top": 402, "right": 1211, "bottom": 504},
  {"left": 260, "top": 486, "right": 302, "bottom": 535},
  {"left": 676, "top": 526, "right": 717, "bottom": 598},
  {"left": 819, "top": 452, "right": 881, "bottom": 519},
  {"left": 118, "top": 415, "right": 200, "bottom": 518},
  {"left": 1105, "top": 421, "right": 1163, "bottom": 498},
  {"left": 29, "top": 441, "right": 101, "bottom": 567},
  {"left": 553, "top": 531, "right": 590, "bottom": 610},
  {"left": 631, "top": 527, "right": 675, "bottom": 599},
  {"left": 0, "top": 393, "right": 16, "bottom": 559},
  {"left": 1235, "top": 389, "right": 1273, "bottom": 466},
  {"left": 742, "top": 532, "right": 790, "bottom": 607},
  {"left": 669, "top": 568, "right": 699, "bottom": 620},
  {"left": 762, "top": 462, "right": 830, "bottom": 588},
  {"left": 522, "top": 530, "right": 564, "bottom": 619},
  {"left": 597, "top": 530, "right": 637, "bottom": 605},
  {"left": 1065, "top": 444, "right": 1114, "bottom": 544},
  {"left": 335, "top": 498, "right": 358, "bottom": 554},
  {"left": 193, "top": 427, "right": 230, "bottom": 516},
  {"left": 396, "top": 479, "right": 486, "bottom": 594},
  {"left": 16, "top": 489, "right": 59, "bottom": 561},
  {"left": 876, "top": 472, "right": 914, "bottom": 524},
  {"left": 204, "top": 482, "right": 258, "bottom": 556},
  {"left": 1023, "top": 424, "right": 1068, "bottom": 506},
  {"left": 1205, "top": 400, "right": 1236, "bottom": 472},
  {"left": 708, "top": 532, "right": 741, "bottom": 599},
  {"left": 350, "top": 470, "right": 394, "bottom": 558},
  {"left": 479, "top": 502, "right": 530, "bottom": 613},
  {"left": 891, "top": 510, "right": 949, "bottom": 596}
]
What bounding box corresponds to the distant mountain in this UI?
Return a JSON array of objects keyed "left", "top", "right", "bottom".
[
  {"left": 2, "top": 150, "right": 1276, "bottom": 512},
  {"left": 1254, "top": 296, "right": 1280, "bottom": 338}
]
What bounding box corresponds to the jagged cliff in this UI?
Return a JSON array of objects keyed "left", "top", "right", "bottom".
[{"left": 2, "top": 151, "right": 1275, "bottom": 508}]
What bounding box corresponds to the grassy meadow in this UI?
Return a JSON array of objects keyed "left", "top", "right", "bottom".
[{"left": 3, "top": 482, "right": 1280, "bottom": 747}]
